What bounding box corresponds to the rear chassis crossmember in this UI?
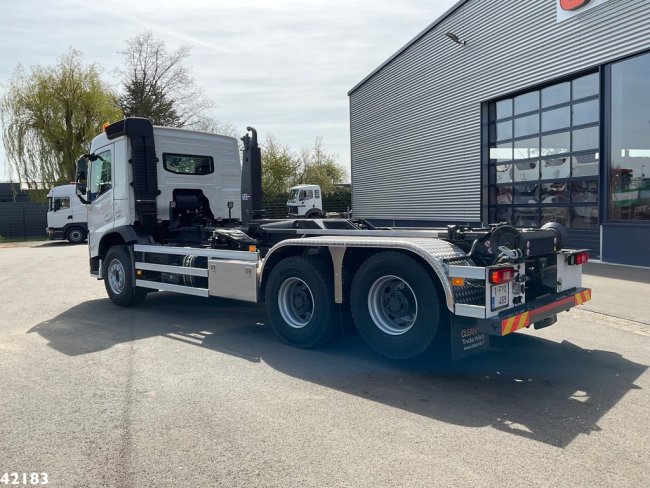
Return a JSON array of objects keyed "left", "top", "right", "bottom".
[{"left": 478, "top": 287, "right": 592, "bottom": 337}]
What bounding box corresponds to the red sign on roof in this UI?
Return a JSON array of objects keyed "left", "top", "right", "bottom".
[
  {"left": 560, "top": 0, "right": 591, "bottom": 11},
  {"left": 557, "top": 0, "right": 612, "bottom": 22}
]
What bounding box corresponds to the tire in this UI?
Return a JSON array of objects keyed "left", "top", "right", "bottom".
[
  {"left": 66, "top": 227, "right": 86, "bottom": 244},
  {"left": 265, "top": 256, "right": 338, "bottom": 348},
  {"left": 305, "top": 209, "right": 323, "bottom": 219},
  {"left": 103, "top": 245, "right": 146, "bottom": 307},
  {"left": 350, "top": 252, "right": 441, "bottom": 359}
]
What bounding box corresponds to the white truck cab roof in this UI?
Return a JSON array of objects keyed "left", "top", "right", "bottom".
[{"left": 47, "top": 183, "right": 76, "bottom": 198}]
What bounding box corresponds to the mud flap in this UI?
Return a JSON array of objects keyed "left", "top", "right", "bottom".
[{"left": 451, "top": 316, "right": 490, "bottom": 361}]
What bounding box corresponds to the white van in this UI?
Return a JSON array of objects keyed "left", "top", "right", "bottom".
[{"left": 46, "top": 184, "right": 88, "bottom": 243}]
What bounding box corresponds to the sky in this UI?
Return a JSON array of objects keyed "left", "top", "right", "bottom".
[{"left": 0, "top": 0, "right": 458, "bottom": 182}]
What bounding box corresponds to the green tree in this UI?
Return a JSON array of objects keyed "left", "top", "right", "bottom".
[
  {"left": 118, "top": 31, "right": 213, "bottom": 128},
  {"left": 0, "top": 49, "right": 122, "bottom": 197},
  {"left": 261, "top": 134, "right": 347, "bottom": 197},
  {"left": 261, "top": 134, "right": 301, "bottom": 197},
  {"left": 297, "top": 137, "right": 347, "bottom": 194}
]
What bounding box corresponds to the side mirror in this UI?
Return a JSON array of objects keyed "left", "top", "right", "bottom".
[
  {"left": 75, "top": 156, "right": 89, "bottom": 204},
  {"left": 53, "top": 200, "right": 61, "bottom": 211}
]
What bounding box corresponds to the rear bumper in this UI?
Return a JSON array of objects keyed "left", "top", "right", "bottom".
[{"left": 478, "top": 288, "right": 592, "bottom": 336}]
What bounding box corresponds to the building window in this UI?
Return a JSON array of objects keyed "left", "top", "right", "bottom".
[
  {"left": 609, "top": 52, "right": 650, "bottom": 221},
  {"left": 488, "top": 72, "right": 600, "bottom": 230}
]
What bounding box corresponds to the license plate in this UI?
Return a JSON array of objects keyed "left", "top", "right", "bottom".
[{"left": 491, "top": 284, "right": 509, "bottom": 311}]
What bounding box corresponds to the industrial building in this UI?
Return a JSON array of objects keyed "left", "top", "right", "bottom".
[{"left": 349, "top": 0, "right": 650, "bottom": 266}]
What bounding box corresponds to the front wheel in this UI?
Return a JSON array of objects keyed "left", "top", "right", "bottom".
[
  {"left": 66, "top": 227, "right": 86, "bottom": 244},
  {"left": 103, "top": 245, "right": 146, "bottom": 307},
  {"left": 265, "top": 256, "right": 338, "bottom": 348},
  {"left": 351, "top": 252, "right": 441, "bottom": 359}
]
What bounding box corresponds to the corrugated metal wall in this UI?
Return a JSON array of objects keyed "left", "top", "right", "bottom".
[
  {"left": 349, "top": 0, "right": 650, "bottom": 222},
  {"left": 0, "top": 203, "right": 47, "bottom": 240}
]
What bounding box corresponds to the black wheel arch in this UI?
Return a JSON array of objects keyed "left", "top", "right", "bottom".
[{"left": 98, "top": 226, "right": 153, "bottom": 260}]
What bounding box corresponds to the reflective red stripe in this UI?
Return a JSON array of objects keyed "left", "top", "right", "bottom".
[{"left": 498, "top": 289, "right": 591, "bottom": 336}]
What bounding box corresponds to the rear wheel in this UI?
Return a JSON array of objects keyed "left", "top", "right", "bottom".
[
  {"left": 66, "top": 227, "right": 86, "bottom": 244},
  {"left": 265, "top": 256, "right": 338, "bottom": 348},
  {"left": 103, "top": 245, "right": 146, "bottom": 307},
  {"left": 351, "top": 252, "right": 441, "bottom": 359}
]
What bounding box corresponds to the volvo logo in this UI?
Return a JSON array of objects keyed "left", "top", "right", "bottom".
[{"left": 560, "top": 0, "right": 591, "bottom": 11}]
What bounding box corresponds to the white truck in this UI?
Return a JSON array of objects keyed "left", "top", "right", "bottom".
[
  {"left": 46, "top": 184, "right": 88, "bottom": 243},
  {"left": 74, "top": 118, "right": 592, "bottom": 360},
  {"left": 287, "top": 184, "right": 323, "bottom": 218}
]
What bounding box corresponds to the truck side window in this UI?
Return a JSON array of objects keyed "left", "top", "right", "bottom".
[
  {"left": 55, "top": 197, "right": 70, "bottom": 210},
  {"left": 163, "top": 153, "right": 214, "bottom": 175},
  {"left": 89, "top": 149, "right": 112, "bottom": 201}
]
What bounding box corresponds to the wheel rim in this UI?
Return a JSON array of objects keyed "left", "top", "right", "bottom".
[
  {"left": 278, "top": 277, "right": 314, "bottom": 329},
  {"left": 367, "top": 275, "right": 418, "bottom": 335},
  {"left": 108, "top": 259, "right": 126, "bottom": 295},
  {"left": 69, "top": 229, "right": 82, "bottom": 241}
]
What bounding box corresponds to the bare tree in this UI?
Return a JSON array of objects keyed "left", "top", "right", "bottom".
[
  {"left": 192, "top": 116, "right": 240, "bottom": 138},
  {"left": 118, "top": 31, "right": 213, "bottom": 128}
]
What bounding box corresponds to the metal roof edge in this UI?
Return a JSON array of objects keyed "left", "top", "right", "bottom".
[{"left": 347, "top": 0, "right": 471, "bottom": 96}]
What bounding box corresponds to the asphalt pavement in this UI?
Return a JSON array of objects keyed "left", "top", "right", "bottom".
[
  {"left": 581, "top": 261, "right": 650, "bottom": 325},
  {"left": 0, "top": 242, "right": 648, "bottom": 487}
]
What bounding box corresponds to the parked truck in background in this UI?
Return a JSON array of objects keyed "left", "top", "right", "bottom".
[
  {"left": 286, "top": 184, "right": 323, "bottom": 218},
  {"left": 74, "top": 118, "right": 592, "bottom": 361},
  {"left": 46, "top": 184, "right": 88, "bottom": 243}
]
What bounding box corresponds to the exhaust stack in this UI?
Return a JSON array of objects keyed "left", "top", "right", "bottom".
[{"left": 240, "top": 126, "right": 262, "bottom": 225}]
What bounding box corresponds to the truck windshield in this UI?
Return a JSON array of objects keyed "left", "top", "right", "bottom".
[{"left": 288, "top": 189, "right": 300, "bottom": 201}]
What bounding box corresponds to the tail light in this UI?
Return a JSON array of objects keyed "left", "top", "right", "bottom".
[
  {"left": 489, "top": 267, "right": 515, "bottom": 285},
  {"left": 567, "top": 251, "right": 589, "bottom": 266}
]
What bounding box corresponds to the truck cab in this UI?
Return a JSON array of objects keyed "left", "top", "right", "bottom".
[
  {"left": 46, "top": 184, "right": 88, "bottom": 243},
  {"left": 77, "top": 118, "right": 242, "bottom": 274},
  {"left": 287, "top": 184, "right": 323, "bottom": 218}
]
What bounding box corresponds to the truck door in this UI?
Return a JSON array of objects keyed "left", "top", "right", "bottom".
[
  {"left": 48, "top": 194, "right": 72, "bottom": 231},
  {"left": 87, "top": 144, "right": 115, "bottom": 255}
]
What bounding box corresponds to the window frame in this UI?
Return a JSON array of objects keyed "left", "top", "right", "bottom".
[
  {"left": 603, "top": 50, "right": 650, "bottom": 225},
  {"left": 162, "top": 153, "right": 215, "bottom": 176},
  {"left": 486, "top": 69, "right": 602, "bottom": 230}
]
